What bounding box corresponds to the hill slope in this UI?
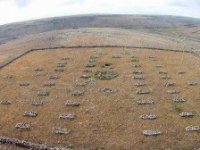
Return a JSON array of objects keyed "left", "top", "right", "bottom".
[{"left": 0, "top": 15, "right": 200, "bottom": 45}]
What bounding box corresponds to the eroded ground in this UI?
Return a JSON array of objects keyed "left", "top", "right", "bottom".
[{"left": 0, "top": 48, "right": 200, "bottom": 149}]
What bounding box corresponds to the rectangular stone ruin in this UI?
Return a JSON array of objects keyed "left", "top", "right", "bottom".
[
  {"left": 44, "top": 82, "right": 56, "bottom": 87},
  {"left": 133, "top": 75, "right": 145, "bottom": 80},
  {"left": 165, "top": 82, "right": 176, "bottom": 87},
  {"left": 173, "top": 98, "right": 186, "bottom": 103},
  {"left": 34, "top": 68, "right": 44, "bottom": 72},
  {"left": 58, "top": 61, "right": 67, "bottom": 65},
  {"left": 161, "top": 75, "right": 171, "bottom": 80},
  {"left": 149, "top": 56, "right": 156, "bottom": 58},
  {"left": 132, "top": 64, "right": 141, "bottom": 68},
  {"left": 185, "top": 126, "right": 200, "bottom": 132},
  {"left": 0, "top": 100, "right": 11, "bottom": 105},
  {"left": 99, "top": 87, "right": 118, "bottom": 94},
  {"left": 134, "top": 82, "right": 146, "bottom": 87},
  {"left": 137, "top": 99, "right": 154, "bottom": 105},
  {"left": 155, "top": 65, "right": 163, "bottom": 68},
  {"left": 112, "top": 55, "right": 122, "bottom": 59},
  {"left": 37, "top": 91, "right": 49, "bottom": 97},
  {"left": 60, "top": 57, "right": 70, "bottom": 61},
  {"left": 187, "top": 81, "right": 198, "bottom": 86},
  {"left": 178, "top": 71, "right": 186, "bottom": 75},
  {"left": 32, "top": 101, "right": 44, "bottom": 106},
  {"left": 133, "top": 71, "right": 143, "bottom": 75},
  {"left": 89, "top": 59, "right": 96, "bottom": 63},
  {"left": 49, "top": 75, "right": 60, "bottom": 80},
  {"left": 59, "top": 113, "right": 75, "bottom": 120},
  {"left": 143, "top": 130, "right": 162, "bottom": 136},
  {"left": 52, "top": 127, "right": 71, "bottom": 135},
  {"left": 15, "top": 123, "right": 31, "bottom": 130},
  {"left": 90, "top": 56, "right": 99, "bottom": 59},
  {"left": 56, "top": 64, "right": 66, "bottom": 68},
  {"left": 179, "top": 112, "right": 194, "bottom": 118},
  {"left": 159, "top": 71, "right": 168, "bottom": 75},
  {"left": 131, "top": 56, "right": 138, "bottom": 59},
  {"left": 149, "top": 56, "right": 157, "bottom": 61},
  {"left": 19, "top": 82, "right": 30, "bottom": 87},
  {"left": 131, "top": 59, "right": 139, "bottom": 62},
  {"left": 4, "top": 75, "right": 14, "bottom": 79},
  {"left": 140, "top": 114, "right": 157, "bottom": 120},
  {"left": 54, "top": 68, "right": 64, "bottom": 72},
  {"left": 136, "top": 89, "right": 150, "bottom": 95},
  {"left": 75, "top": 80, "right": 89, "bottom": 87},
  {"left": 83, "top": 69, "right": 93, "bottom": 73},
  {"left": 150, "top": 59, "right": 157, "bottom": 61},
  {"left": 167, "top": 90, "right": 180, "bottom": 94},
  {"left": 80, "top": 74, "right": 91, "bottom": 79},
  {"left": 85, "top": 63, "right": 96, "bottom": 68},
  {"left": 24, "top": 111, "right": 38, "bottom": 117},
  {"left": 65, "top": 101, "right": 80, "bottom": 107},
  {"left": 71, "top": 91, "right": 84, "bottom": 97}
]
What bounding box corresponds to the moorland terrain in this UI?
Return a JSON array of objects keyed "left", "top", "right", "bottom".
[{"left": 0, "top": 15, "right": 200, "bottom": 150}]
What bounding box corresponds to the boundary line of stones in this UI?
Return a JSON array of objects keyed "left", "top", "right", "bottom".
[
  {"left": 0, "top": 45, "right": 196, "bottom": 70},
  {"left": 0, "top": 136, "right": 65, "bottom": 150}
]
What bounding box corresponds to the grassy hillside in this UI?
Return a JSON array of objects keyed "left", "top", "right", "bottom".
[{"left": 0, "top": 15, "right": 199, "bottom": 45}]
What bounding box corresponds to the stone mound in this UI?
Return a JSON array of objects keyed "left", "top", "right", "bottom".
[
  {"left": 100, "top": 87, "right": 118, "bottom": 94},
  {"left": 136, "top": 89, "right": 150, "bottom": 95},
  {"left": 137, "top": 99, "right": 154, "bottom": 105},
  {"left": 37, "top": 91, "right": 49, "bottom": 97},
  {"left": 179, "top": 112, "right": 194, "bottom": 117},
  {"left": 24, "top": 111, "right": 38, "bottom": 117},
  {"left": 0, "top": 100, "right": 11, "bottom": 105},
  {"left": 49, "top": 75, "right": 60, "bottom": 80},
  {"left": 187, "top": 81, "right": 198, "bottom": 86},
  {"left": 19, "top": 82, "right": 30, "bottom": 87},
  {"left": 59, "top": 114, "right": 75, "bottom": 120},
  {"left": 165, "top": 82, "right": 176, "bottom": 87},
  {"left": 173, "top": 98, "right": 186, "bottom": 103},
  {"left": 65, "top": 101, "right": 80, "bottom": 107},
  {"left": 15, "top": 123, "right": 31, "bottom": 130},
  {"left": 53, "top": 127, "right": 71, "bottom": 135},
  {"left": 140, "top": 114, "right": 157, "bottom": 120},
  {"left": 71, "top": 91, "right": 84, "bottom": 96},
  {"left": 143, "top": 130, "right": 162, "bottom": 136},
  {"left": 185, "top": 126, "right": 200, "bottom": 132},
  {"left": 32, "top": 101, "right": 44, "bottom": 106},
  {"left": 167, "top": 90, "right": 179, "bottom": 94}
]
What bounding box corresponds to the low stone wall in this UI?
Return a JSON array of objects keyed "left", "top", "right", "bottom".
[
  {"left": 0, "top": 136, "right": 64, "bottom": 150},
  {"left": 0, "top": 45, "right": 193, "bottom": 71}
]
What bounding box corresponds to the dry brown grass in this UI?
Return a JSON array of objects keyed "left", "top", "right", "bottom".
[
  {"left": 0, "top": 27, "right": 194, "bottom": 70},
  {"left": 0, "top": 48, "right": 200, "bottom": 149}
]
